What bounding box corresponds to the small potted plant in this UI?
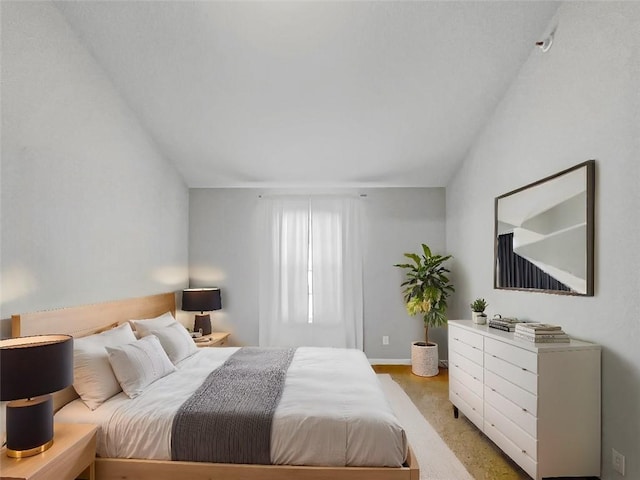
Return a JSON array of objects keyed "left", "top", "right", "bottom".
[{"left": 470, "top": 298, "right": 488, "bottom": 324}]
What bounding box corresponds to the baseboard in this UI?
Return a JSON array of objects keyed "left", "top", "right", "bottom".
[
  {"left": 368, "top": 358, "right": 411, "bottom": 365},
  {"left": 368, "top": 358, "right": 449, "bottom": 368}
]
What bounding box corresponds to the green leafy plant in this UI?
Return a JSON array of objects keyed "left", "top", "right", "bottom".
[
  {"left": 470, "top": 298, "right": 488, "bottom": 313},
  {"left": 394, "top": 243, "right": 454, "bottom": 345}
]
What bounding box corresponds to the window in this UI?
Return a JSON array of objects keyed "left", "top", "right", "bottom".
[{"left": 258, "top": 196, "right": 363, "bottom": 348}]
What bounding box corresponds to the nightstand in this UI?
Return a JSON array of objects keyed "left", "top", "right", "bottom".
[
  {"left": 0, "top": 423, "right": 97, "bottom": 480},
  {"left": 195, "top": 331, "right": 230, "bottom": 347}
]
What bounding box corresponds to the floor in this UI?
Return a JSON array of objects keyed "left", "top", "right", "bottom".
[{"left": 373, "top": 365, "right": 532, "bottom": 480}]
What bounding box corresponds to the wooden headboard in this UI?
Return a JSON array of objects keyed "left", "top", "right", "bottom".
[
  {"left": 10, "top": 292, "right": 177, "bottom": 412},
  {"left": 11, "top": 292, "right": 176, "bottom": 338}
]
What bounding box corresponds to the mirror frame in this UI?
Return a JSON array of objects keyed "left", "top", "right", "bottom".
[{"left": 494, "top": 160, "right": 595, "bottom": 296}]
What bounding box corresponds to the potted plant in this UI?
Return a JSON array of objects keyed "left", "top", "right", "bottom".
[
  {"left": 470, "top": 298, "right": 488, "bottom": 325},
  {"left": 395, "top": 243, "right": 454, "bottom": 377}
]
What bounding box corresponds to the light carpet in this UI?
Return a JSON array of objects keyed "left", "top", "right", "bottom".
[{"left": 378, "top": 374, "right": 474, "bottom": 480}]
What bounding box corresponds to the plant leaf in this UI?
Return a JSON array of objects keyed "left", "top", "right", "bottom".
[
  {"left": 403, "top": 253, "right": 421, "bottom": 266},
  {"left": 396, "top": 243, "right": 454, "bottom": 330}
]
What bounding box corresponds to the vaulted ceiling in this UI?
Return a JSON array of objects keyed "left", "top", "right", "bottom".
[{"left": 55, "top": 1, "right": 559, "bottom": 187}]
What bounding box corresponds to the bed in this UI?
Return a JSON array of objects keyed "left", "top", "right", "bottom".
[{"left": 12, "top": 292, "right": 419, "bottom": 480}]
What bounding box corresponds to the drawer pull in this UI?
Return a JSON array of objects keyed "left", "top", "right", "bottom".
[
  {"left": 473, "top": 376, "right": 477, "bottom": 380},
  {"left": 521, "top": 367, "right": 527, "bottom": 371},
  {"left": 521, "top": 450, "right": 527, "bottom": 454},
  {"left": 454, "top": 364, "right": 459, "bottom": 368},
  {"left": 490, "top": 423, "right": 495, "bottom": 427},
  {"left": 491, "top": 388, "right": 496, "bottom": 392},
  {"left": 522, "top": 408, "right": 528, "bottom": 412},
  {"left": 472, "top": 407, "right": 476, "bottom": 411}
]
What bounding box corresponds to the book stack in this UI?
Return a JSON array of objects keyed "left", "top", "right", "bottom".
[
  {"left": 514, "top": 323, "right": 570, "bottom": 343},
  {"left": 488, "top": 317, "right": 521, "bottom": 332}
]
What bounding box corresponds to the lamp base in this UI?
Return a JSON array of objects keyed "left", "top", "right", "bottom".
[
  {"left": 6, "top": 395, "right": 54, "bottom": 458},
  {"left": 194, "top": 314, "right": 212, "bottom": 335},
  {"left": 6, "top": 439, "right": 53, "bottom": 459}
]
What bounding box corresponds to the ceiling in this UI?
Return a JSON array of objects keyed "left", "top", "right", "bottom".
[{"left": 55, "top": 1, "right": 559, "bottom": 188}]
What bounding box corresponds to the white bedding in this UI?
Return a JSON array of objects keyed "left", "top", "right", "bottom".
[{"left": 56, "top": 347, "right": 408, "bottom": 467}]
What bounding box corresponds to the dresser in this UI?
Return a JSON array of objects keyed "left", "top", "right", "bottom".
[{"left": 448, "top": 320, "right": 601, "bottom": 480}]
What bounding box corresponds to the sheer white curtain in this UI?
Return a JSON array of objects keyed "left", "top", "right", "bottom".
[{"left": 258, "top": 196, "right": 363, "bottom": 349}]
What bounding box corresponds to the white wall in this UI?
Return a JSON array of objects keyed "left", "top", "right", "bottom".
[
  {"left": 0, "top": 2, "right": 190, "bottom": 327},
  {"left": 446, "top": 3, "right": 639, "bottom": 479},
  {"left": 189, "top": 188, "right": 446, "bottom": 360}
]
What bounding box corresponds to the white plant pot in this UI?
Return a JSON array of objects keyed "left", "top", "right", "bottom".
[
  {"left": 411, "top": 341, "right": 439, "bottom": 377},
  {"left": 472, "top": 312, "right": 487, "bottom": 325}
]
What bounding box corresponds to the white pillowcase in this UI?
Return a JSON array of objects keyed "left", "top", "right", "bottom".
[
  {"left": 106, "top": 335, "right": 176, "bottom": 398},
  {"left": 138, "top": 321, "right": 198, "bottom": 364},
  {"left": 73, "top": 323, "right": 137, "bottom": 410},
  {"left": 129, "top": 311, "right": 176, "bottom": 334}
]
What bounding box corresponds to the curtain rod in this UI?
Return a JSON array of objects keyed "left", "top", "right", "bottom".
[{"left": 257, "top": 194, "right": 367, "bottom": 199}]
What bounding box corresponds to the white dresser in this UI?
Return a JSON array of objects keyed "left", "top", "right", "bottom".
[{"left": 448, "top": 320, "right": 601, "bottom": 480}]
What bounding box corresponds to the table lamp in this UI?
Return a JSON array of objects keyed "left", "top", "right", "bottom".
[
  {"left": 0, "top": 335, "right": 73, "bottom": 458},
  {"left": 182, "top": 287, "right": 222, "bottom": 335}
]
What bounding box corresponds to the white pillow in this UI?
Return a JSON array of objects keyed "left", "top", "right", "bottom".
[
  {"left": 138, "top": 321, "right": 198, "bottom": 364},
  {"left": 73, "top": 323, "right": 137, "bottom": 410},
  {"left": 106, "top": 335, "right": 176, "bottom": 398},
  {"left": 129, "top": 311, "right": 176, "bottom": 334}
]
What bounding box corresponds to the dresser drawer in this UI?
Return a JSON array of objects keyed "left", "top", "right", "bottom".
[
  {"left": 485, "top": 353, "right": 538, "bottom": 394},
  {"left": 450, "top": 350, "right": 483, "bottom": 383},
  {"left": 484, "top": 419, "right": 537, "bottom": 479},
  {"left": 485, "top": 370, "right": 538, "bottom": 416},
  {"left": 451, "top": 337, "right": 483, "bottom": 365},
  {"left": 485, "top": 337, "right": 538, "bottom": 373},
  {"left": 449, "top": 325, "right": 483, "bottom": 349},
  {"left": 450, "top": 379, "right": 483, "bottom": 430},
  {"left": 450, "top": 376, "right": 483, "bottom": 415},
  {"left": 450, "top": 362, "right": 483, "bottom": 398},
  {"left": 485, "top": 386, "right": 537, "bottom": 437},
  {"left": 485, "top": 403, "right": 537, "bottom": 461}
]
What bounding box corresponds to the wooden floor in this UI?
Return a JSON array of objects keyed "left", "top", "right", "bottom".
[{"left": 373, "top": 365, "right": 532, "bottom": 480}]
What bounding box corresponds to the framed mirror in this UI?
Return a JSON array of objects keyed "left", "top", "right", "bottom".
[{"left": 494, "top": 160, "right": 595, "bottom": 296}]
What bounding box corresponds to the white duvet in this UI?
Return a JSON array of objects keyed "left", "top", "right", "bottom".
[{"left": 55, "top": 347, "right": 408, "bottom": 467}]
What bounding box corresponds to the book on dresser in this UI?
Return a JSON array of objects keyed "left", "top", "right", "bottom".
[
  {"left": 514, "top": 323, "right": 570, "bottom": 343},
  {"left": 488, "top": 323, "right": 516, "bottom": 332},
  {"left": 515, "top": 323, "right": 562, "bottom": 332},
  {"left": 489, "top": 317, "right": 522, "bottom": 332},
  {"left": 514, "top": 332, "right": 571, "bottom": 343},
  {"left": 514, "top": 323, "right": 569, "bottom": 342},
  {"left": 491, "top": 317, "right": 520, "bottom": 324}
]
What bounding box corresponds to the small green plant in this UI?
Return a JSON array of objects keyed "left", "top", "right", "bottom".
[
  {"left": 470, "top": 298, "right": 488, "bottom": 313},
  {"left": 394, "top": 244, "right": 454, "bottom": 345}
]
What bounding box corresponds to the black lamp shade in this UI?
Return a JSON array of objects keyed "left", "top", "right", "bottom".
[
  {"left": 0, "top": 335, "right": 73, "bottom": 401},
  {"left": 0, "top": 334, "right": 73, "bottom": 458},
  {"left": 182, "top": 288, "right": 222, "bottom": 313}
]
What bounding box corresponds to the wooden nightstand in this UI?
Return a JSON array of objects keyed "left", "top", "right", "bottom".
[
  {"left": 1, "top": 423, "right": 97, "bottom": 480},
  {"left": 194, "top": 331, "right": 230, "bottom": 348}
]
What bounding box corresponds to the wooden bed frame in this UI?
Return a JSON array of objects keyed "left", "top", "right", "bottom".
[{"left": 12, "top": 292, "right": 419, "bottom": 480}]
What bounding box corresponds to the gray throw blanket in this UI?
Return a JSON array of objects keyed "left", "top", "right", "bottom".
[{"left": 171, "top": 347, "right": 296, "bottom": 464}]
